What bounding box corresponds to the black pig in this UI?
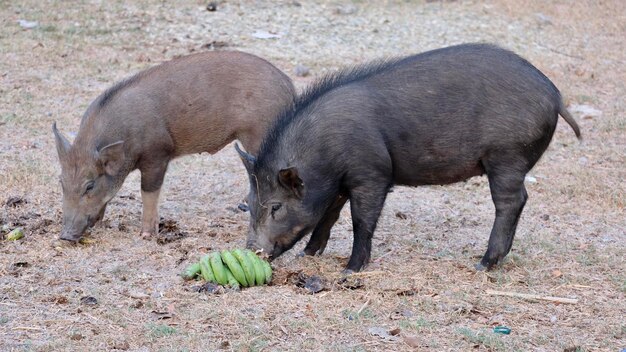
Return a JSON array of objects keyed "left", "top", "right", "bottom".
[{"left": 237, "top": 43, "right": 581, "bottom": 272}]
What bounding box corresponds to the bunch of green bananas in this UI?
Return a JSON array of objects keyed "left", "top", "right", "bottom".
[{"left": 182, "top": 249, "right": 272, "bottom": 289}]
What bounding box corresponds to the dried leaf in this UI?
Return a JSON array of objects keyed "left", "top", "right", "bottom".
[
  {"left": 403, "top": 335, "right": 421, "bottom": 347},
  {"left": 368, "top": 326, "right": 400, "bottom": 341}
]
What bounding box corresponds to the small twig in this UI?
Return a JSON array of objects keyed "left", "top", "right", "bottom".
[
  {"left": 486, "top": 289, "right": 578, "bottom": 304},
  {"left": 13, "top": 326, "right": 43, "bottom": 331},
  {"left": 535, "top": 42, "right": 584, "bottom": 60},
  {"left": 329, "top": 270, "right": 387, "bottom": 280},
  {"left": 357, "top": 299, "right": 371, "bottom": 315},
  {"left": 350, "top": 340, "right": 382, "bottom": 347},
  {"left": 372, "top": 251, "right": 394, "bottom": 263}
]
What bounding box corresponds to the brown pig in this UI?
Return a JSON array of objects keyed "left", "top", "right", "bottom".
[{"left": 53, "top": 51, "right": 295, "bottom": 241}]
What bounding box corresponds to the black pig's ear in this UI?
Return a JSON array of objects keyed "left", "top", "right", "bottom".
[
  {"left": 278, "top": 167, "right": 304, "bottom": 199},
  {"left": 235, "top": 143, "right": 256, "bottom": 173},
  {"left": 97, "top": 141, "right": 125, "bottom": 176}
]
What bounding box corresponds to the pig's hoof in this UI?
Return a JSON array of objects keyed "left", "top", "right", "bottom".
[
  {"left": 297, "top": 250, "right": 306, "bottom": 258},
  {"left": 140, "top": 231, "right": 155, "bottom": 240},
  {"left": 237, "top": 203, "right": 249, "bottom": 212},
  {"left": 340, "top": 268, "right": 355, "bottom": 276},
  {"left": 474, "top": 262, "right": 488, "bottom": 271}
]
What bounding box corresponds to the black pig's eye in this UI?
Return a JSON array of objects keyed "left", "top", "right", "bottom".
[{"left": 270, "top": 204, "right": 282, "bottom": 217}]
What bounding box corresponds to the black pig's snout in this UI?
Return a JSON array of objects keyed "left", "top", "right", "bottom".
[{"left": 59, "top": 232, "right": 81, "bottom": 242}]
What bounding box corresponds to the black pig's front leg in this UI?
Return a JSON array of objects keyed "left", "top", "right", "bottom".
[{"left": 345, "top": 182, "right": 390, "bottom": 273}]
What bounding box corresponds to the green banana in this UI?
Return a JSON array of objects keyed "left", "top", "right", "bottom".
[
  {"left": 223, "top": 267, "right": 240, "bottom": 289},
  {"left": 6, "top": 228, "right": 24, "bottom": 241},
  {"left": 246, "top": 250, "right": 266, "bottom": 286},
  {"left": 209, "top": 252, "right": 228, "bottom": 285},
  {"left": 182, "top": 262, "right": 201, "bottom": 280},
  {"left": 200, "top": 255, "right": 217, "bottom": 283},
  {"left": 261, "top": 259, "right": 273, "bottom": 284},
  {"left": 221, "top": 250, "right": 248, "bottom": 286},
  {"left": 232, "top": 249, "right": 256, "bottom": 286}
]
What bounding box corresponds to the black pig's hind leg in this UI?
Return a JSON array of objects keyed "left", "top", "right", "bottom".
[{"left": 477, "top": 155, "right": 528, "bottom": 270}]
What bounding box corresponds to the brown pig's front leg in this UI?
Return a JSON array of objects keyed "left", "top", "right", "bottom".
[
  {"left": 141, "top": 189, "right": 161, "bottom": 238},
  {"left": 93, "top": 203, "right": 108, "bottom": 226},
  {"left": 139, "top": 160, "right": 168, "bottom": 238}
]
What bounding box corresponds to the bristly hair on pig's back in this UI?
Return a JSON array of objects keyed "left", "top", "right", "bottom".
[{"left": 255, "top": 57, "right": 407, "bottom": 169}]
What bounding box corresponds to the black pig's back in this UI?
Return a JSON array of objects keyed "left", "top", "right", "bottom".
[{"left": 285, "top": 44, "right": 562, "bottom": 187}]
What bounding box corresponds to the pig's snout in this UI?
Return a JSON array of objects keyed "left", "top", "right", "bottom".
[
  {"left": 246, "top": 237, "right": 278, "bottom": 261},
  {"left": 59, "top": 229, "right": 82, "bottom": 242},
  {"left": 59, "top": 214, "right": 94, "bottom": 242}
]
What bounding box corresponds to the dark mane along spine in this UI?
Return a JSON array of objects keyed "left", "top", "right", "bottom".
[
  {"left": 96, "top": 73, "right": 143, "bottom": 110},
  {"left": 256, "top": 57, "right": 406, "bottom": 166}
]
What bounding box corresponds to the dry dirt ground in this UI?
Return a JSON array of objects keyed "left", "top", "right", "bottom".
[{"left": 1, "top": 1, "right": 625, "bottom": 351}]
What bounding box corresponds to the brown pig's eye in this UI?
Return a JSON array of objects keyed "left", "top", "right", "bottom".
[{"left": 84, "top": 181, "right": 95, "bottom": 194}]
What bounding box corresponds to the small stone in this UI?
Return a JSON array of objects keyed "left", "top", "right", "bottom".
[
  {"left": 69, "top": 332, "right": 84, "bottom": 340},
  {"left": 525, "top": 175, "right": 537, "bottom": 184},
  {"left": 80, "top": 296, "right": 98, "bottom": 306},
  {"left": 535, "top": 13, "right": 553, "bottom": 26},
  {"left": 18, "top": 19, "right": 39, "bottom": 29},
  {"left": 252, "top": 30, "right": 281, "bottom": 39},
  {"left": 206, "top": 1, "right": 218, "bottom": 11},
  {"left": 334, "top": 5, "right": 357, "bottom": 15},
  {"left": 550, "top": 315, "right": 558, "bottom": 323},
  {"left": 294, "top": 64, "right": 310, "bottom": 77}
]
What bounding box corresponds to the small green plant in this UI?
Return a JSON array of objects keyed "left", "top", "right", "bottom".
[
  {"left": 576, "top": 246, "right": 600, "bottom": 267},
  {"left": 147, "top": 324, "right": 177, "bottom": 338},
  {"left": 342, "top": 308, "right": 374, "bottom": 322},
  {"left": 0, "top": 113, "right": 17, "bottom": 125},
  {"left": 399, "top": 317, "right": 431, "bottom": 331},
  {"left": 38, "top": 25, "right": 57, "bottom": 32}
]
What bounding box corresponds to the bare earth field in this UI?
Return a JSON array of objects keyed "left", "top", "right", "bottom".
[{"left": 1, "top": 1, "right": 624, "bottom": 351}]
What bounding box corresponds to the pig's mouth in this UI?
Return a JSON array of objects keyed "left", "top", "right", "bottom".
[
  {"left": 269, "top": 226, "right": 315, "bottom": 260},
  {"left": 59, "top": 215, "right": 96, "bottom": 242},
  {"left": 59, "top": 231, "right": 82, "bottom": 242}
]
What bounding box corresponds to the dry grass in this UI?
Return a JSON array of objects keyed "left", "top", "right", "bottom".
[{"left": 1, "top": 0, "right": 624, "bottom": 351}]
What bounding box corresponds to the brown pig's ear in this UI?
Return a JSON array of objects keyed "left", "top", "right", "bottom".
[
  {"left": 97, "top": 141, "right": 125, "bottom": 175},
  {"left": 278, "top": 167, "right": 304, "bottom": 199},
  {"left": 52, "top": 122, "right": 71, "bottom": 159},
  {"left": 235, "top": 143, "right": 256, "bottom": 174}
]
